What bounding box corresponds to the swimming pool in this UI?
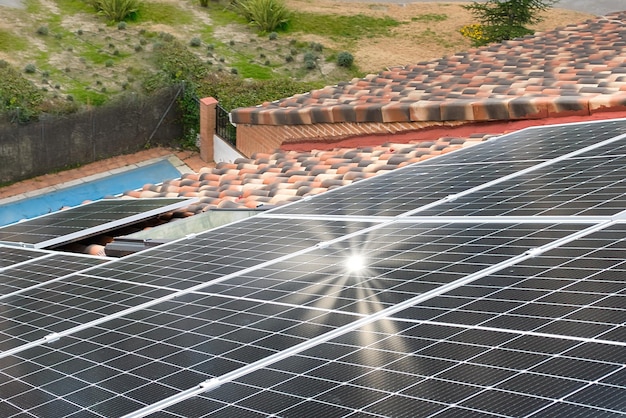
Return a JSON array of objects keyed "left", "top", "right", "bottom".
[{"left": 0, "top": 159, "right": 183, "bottom": 226}]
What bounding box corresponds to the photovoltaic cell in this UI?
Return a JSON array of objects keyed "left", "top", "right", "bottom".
[
  {"left": 272, "top": 119, "right": 626, "bottom": 217},
  {"left": 0, "top": 275, "right": 173, "bottom": 353},
  {"left": 416, "top": 118, "right": 626, "bottom": 165},
  {"left": 272, "top": 161, "right": 537, "bottom": 217},
  {"left": 162, "top": 319, "right": 626, "bottom": 417},
  {"left": 0, "top": 198, "right": 192, "bottom": 248},
  {"left": 0, "top": 292, "right": 360, "bottom": 416},
  {"left": 0, "top": 252, "right": 109, "bottom": 296},
  {"left": 0, "top": 245, "right": 49, "bottom": 268},
  {"left": 194, "top": 222, "right": 590, "bottom": 315},
  {"left": 84, "top": 217, "right": 377, "bottom": 290},
  {"left": 393, "top": 223, "right": 626, "bottom": 343},
  {"left": 419, "top": 151, "right": 626, "bottom": 217}
]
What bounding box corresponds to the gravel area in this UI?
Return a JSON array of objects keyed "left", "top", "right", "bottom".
[{"left": 333, "top": 0, "right": 623, "bottom": 16}]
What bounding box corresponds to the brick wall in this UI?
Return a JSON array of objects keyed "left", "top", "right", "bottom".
[{"left": 236, "top": 120, "right": 465, "bottom": 157}]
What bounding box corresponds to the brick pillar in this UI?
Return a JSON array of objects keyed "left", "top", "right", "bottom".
[{"left": 199, "top": 97, "right": 218, "bottom": 162}]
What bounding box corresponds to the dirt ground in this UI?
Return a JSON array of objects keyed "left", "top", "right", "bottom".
[
  {"left": 283, "top": 0, "right": 593, "bottom": 72},
  {"left": 0, "top": 0, "right": 596, "bottom": 93}
]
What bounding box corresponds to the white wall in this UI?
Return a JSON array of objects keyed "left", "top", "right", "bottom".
[{"left": 213, "top": 135, "right": 245, "bottom": 163}]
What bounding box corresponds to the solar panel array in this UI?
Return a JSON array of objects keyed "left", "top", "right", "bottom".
[
  {"left": 1, "top": 118, "right": 626, "bottom": 417},
  {"left": 0, "top": 198, "right": 193, "bottom": 249}
]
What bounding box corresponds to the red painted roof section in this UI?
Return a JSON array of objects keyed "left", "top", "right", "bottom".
[{"left": 231, "top": 12, "right": 626, "bottom": 126}]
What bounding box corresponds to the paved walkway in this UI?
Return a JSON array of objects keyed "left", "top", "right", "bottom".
[{"left": 0, "top": 148, "right": 210, "bottom": 202}]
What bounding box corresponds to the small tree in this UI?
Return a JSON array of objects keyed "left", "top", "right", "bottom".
[{"left": 462, "top": 0, "right": 557, "bottom": 46}]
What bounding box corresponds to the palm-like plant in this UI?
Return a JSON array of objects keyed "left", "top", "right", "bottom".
[
  {"left": 92, "top": 0, "right": 140, "bottom": 22},
  {"left": 232, "top": 0, "right": 291, "bottom": 33}
]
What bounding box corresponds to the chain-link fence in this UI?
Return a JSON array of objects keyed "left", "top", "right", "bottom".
[{"left": 0, "top": 87, "right": 184, "bottom": 184}]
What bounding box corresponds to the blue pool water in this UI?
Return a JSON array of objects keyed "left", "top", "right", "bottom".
[{"left": 0, "top": 159, "right": 181, "bottom": 226}]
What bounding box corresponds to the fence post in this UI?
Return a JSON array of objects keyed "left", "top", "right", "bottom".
[{"left": 199, "top": 97, "right": 218, "bottom": 162}]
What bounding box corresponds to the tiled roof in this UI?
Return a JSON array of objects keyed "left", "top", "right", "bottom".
[
  {"left": 231, "top": 11, "right": 626, "bottom": 126},
  {"left": 122, "top": 135, "right": 489, "bottom": 215}
]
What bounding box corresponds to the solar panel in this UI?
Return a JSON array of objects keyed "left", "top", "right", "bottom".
[
  {"left": 270, "top": 161, "right": 537, "bottom": 217},
  {"left": 0, "top": 198, "right": 193, "bottom": 249},
  {"left": 0, "top": 245, "right": 51, "bottom": 268},
  {"left": 418, "top": 143, "right": 626, "bottom": 217},
  {"left": 0, "top": 248, "right": 109, "bottom": 297},
  {"left": 1, "top": 118, "right": 626, "bottom": 417},
  {"left": 272, "top": 119, "right": 626, "bottom": 217},
  {"left": 412, "top": 117, "right": 626, "bottom": 166},
  {"left": 172, "top": 319, "right": 624, "bottom": 417},
  {"left": 85, "top": 217, "right": 379, "bottom": 290}
]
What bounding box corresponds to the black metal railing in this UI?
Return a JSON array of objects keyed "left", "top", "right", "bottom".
[{"left": 216, "top": 104, "right": 237, "bottom": 146}]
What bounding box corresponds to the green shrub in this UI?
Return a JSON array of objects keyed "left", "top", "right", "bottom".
[
  {"left": 309, "top": 42, "right": 323, "bottom": 52},
  {"left": 268, "top": 31, "right": 277, "bottom": 40},
  {"left": 232, "top": 0, "right": 291, "bottom": 32},
  {"left": 158, "top": 32, "right": 175, "bottom": 42},
  {"left": 196, "top": 72, "right": 320, "bottom": 110},
  {"left": 36, "top": 26, "right": 49, "bottom": 36},
  {"left": 190, "top": 37, "right": 202, "bottom": 47},
  {"left": 150, "top": 38, "right": 208, "bottom": 84},
  {"left": 117, "top": 21, "right": 127, "bottom": 30},
  {"left": 0, "top": 63, "right": 44, "bottom": 121},
  {"left": 303, "top": 51, "right": 317, "bottom": 62},
  {"left": 92, "top": 0, "right": 140, "bottom": 22},
  {"left": 105, "top": 59, "right": 114, "bottom": 67},
  {"left": 336, "top": 51, "right": 354, "bottom": 68},
  {"left": 24, "top": 63, "right": 36, "bottom": 73}
]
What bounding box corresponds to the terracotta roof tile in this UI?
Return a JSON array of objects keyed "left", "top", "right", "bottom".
[
  {"left": 123, "top": 136, "right": 489, "bottom": 214},
  {"left": 231, "top": 12, "right": 626, "bottom": 126}
]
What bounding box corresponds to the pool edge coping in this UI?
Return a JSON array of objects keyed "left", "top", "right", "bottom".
[{"left": 0, "top": 154, "right": 192, "bottom": 206}]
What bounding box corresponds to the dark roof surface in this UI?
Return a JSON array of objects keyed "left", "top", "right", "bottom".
[{"left": 231, "top": 11, "right": 626, "bottom": 126}]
